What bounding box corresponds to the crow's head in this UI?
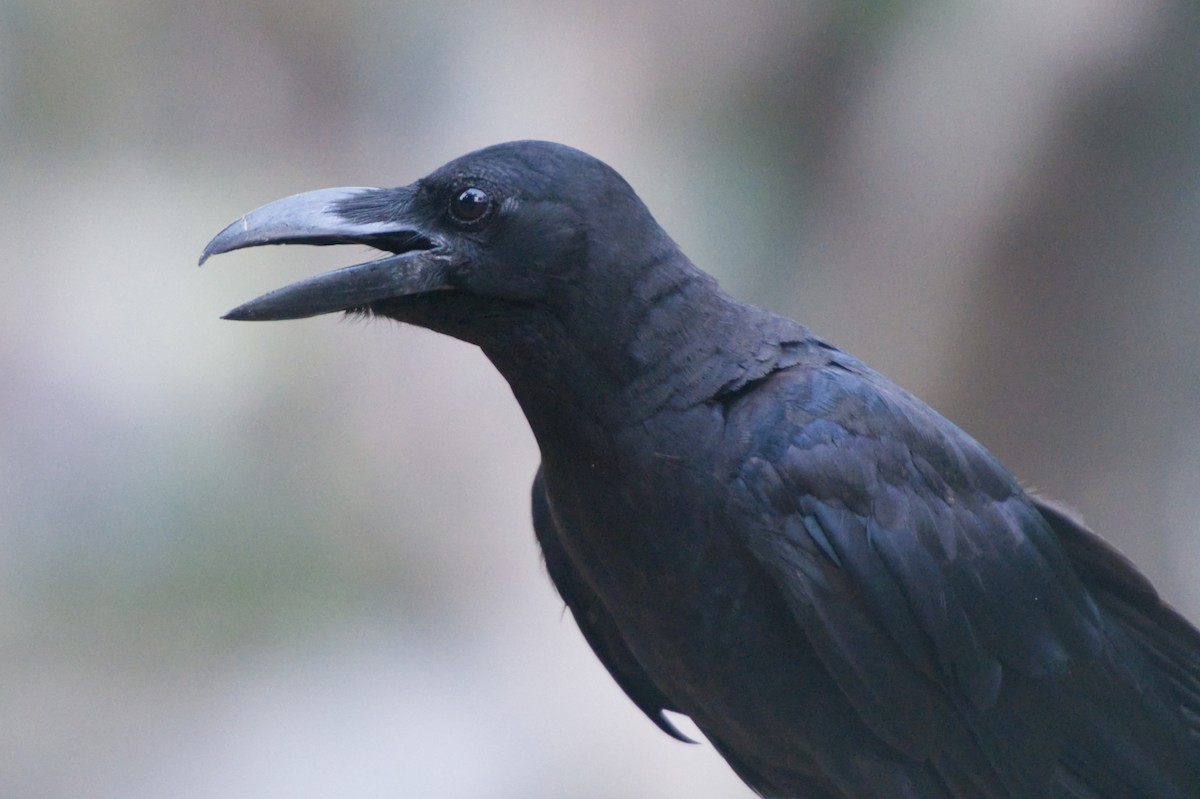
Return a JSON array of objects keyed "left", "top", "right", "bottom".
[{"left": 202, "top": 141, "right": 682, "bottom": 346}]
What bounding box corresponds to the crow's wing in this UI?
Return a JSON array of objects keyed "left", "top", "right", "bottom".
[
  {"left": 531, "top": 467, "right": 694, "bottom": 743},
  {"left": 1036, "top": 497, "right": 1200, "bottom": 745},
  {"left": 723, "top": 356, "right": 1200, "bottom": 798}
]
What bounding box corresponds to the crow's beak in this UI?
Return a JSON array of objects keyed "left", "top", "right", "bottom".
[{"left": 200, "top": 186, "right": 453, "bottom": 321}]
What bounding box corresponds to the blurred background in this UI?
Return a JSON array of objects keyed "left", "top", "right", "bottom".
[{"left": 3, "top": 1, "right": 1199, "bottom": 797}]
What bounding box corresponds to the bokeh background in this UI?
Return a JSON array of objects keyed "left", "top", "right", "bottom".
[{"left": 3, "top": 2, "right": 1199, "bottom": 797}]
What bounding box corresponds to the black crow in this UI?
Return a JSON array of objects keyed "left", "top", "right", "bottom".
[{"left": 202, "top": 141, "right": 1200, "bottom": 798}]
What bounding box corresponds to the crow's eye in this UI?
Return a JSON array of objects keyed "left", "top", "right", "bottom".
[{"left": 449, "top": 187, "right": 492, "bottom": 224}]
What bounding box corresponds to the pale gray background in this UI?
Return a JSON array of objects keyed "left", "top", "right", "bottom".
[{"left": 3, "top": 2, "right": 1199, "bottom": 797}]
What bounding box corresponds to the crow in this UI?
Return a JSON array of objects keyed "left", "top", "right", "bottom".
[{"left": 202, "top": 141, "right": 1200, "bottom": 798}]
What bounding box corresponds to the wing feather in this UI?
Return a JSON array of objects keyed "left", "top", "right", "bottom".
[
  {"left": 724, "top": 357, "right": 1200, "bottom": 797},
  {"left": 531, "top": 467, "right": 694, "bottom": 743}
]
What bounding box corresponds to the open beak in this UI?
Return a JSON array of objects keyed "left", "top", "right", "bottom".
[{"left": 200, "top": 186, "right": 452, "bottom": 321}]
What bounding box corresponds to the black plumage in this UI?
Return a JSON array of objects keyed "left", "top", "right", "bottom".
[{"left": 202, "top": 141, "right": 1200, "bottom": 798}]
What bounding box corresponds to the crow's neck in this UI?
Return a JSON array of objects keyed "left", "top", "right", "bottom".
[{"left": 483, "top": 252, "right": 810, "bottom": 463}]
